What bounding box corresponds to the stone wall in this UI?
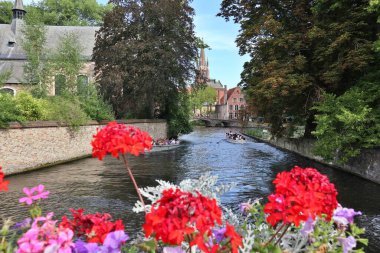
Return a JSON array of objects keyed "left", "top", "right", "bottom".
[
  {"left": 248, "top": 135, "right": 380, "bottom": 184},
  {"left": 0, "top": 120, "right": 167, "bottom": 176}
]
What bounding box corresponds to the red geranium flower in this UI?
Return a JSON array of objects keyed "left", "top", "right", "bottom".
[
  {"left": 91, "top": 122, "right": 153, "bottom": 160},
  {"left": 0, "top": 166, "right": 10, "bottom": 192},
  {"left": 264, "top": 166, "right": 338, "bottom": 227},
  {"left": 59, "top": 208, "right": 124, "bottom": 243},
  {"left": 143, "top": 189, "right": 223, "bottom": 248}
]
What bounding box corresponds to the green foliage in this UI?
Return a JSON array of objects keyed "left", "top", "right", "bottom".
[
  {"left": 0, "top": 70, "right": 11, "bottom": 87},
  {"left": 94, "top": 0, "right": 197, "bottom": 133},
  {"left": 166, "top": 93, "right": 193, "bottom": 137},
  {"left": 189, "top": 86, "right": 217, "bottom": 114},
  {"left": 14, "top": 92, "right": 47, "bottom": 121},
  {"left": 0, "top": 1, "right": 12, "bottom": 24},
  {"left": 219, "top": 0, "right": 378, "bottom": 137},
  {"left": 44, "top": 96, "right": 89, "bottom": 130},
  {"left": 26, "top": 0, "right": 111, "bottom": 26},
  {"left": 51, "top": 33, "right": 84, "bottom": 94},
  {"left": 313, "top": 72, "right": 380, "bottom": 163},
  {"left": 0, "top": 93, "right": 25, "bottom": 128},
  {"left": 78, "top": 84, "right": 115, "bottom": 121},
  {"left": 21, "top": 8, "right": 51, "bottom": 97},
  {"left": 244, "top": 128, "right": 270, "bottom": 140}
]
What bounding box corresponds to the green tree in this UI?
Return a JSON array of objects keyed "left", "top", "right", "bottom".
[
  {"left": 93, "top": 0, "right": 197, "bottom": 135},
  {"left": 313, "top": 71, "right": 380, "bottom": 163},
  {"left": 0, "top": 70, "right": 11, "bottom": 87},
  {"left": 219, "top": 0, "right": 378, "bottom": 137},
  {"left": 369, "top": 0, "right": 380, "bottom": 51},
  {"left": 21, "top": 8, "right": 51, "bottom": 97},
  {"left": 0, "top": 1, "right": 12, "bottom": 24},
  {"left": 51, "top": 33, "right": 84, "bottom": 94},
  {"left": 28, "top": 0, "right": 111, "bottom": 26},
  {"left": 189, "top": 86, "right": 217, "bottom": 115}
]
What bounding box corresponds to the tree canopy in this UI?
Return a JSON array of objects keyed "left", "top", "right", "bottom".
[
  {"left": 93, "top": 0, "right": 197, "bottom": 135},
  {"left": 0, "top": 0, "right": 110, "bottom": 26},
  {"left": 219, "top": 0, "right": 378, "bottom": 137}
]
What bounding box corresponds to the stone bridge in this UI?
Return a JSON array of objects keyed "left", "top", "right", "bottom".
[{"left": 194, "top": 118, "right": 261, "bottom": 128}]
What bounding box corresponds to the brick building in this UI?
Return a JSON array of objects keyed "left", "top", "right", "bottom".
[{"left": 196, "top": 48, "right": 247, "bottom": 120}]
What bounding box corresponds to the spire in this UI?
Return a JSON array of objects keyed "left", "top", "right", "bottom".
[
  {"left": 12, "top": 0, "right": 26, "bottom": 20},
  {"left": 200, "top": 48, "right": 206, "bottom": 67},
  {"left": 196, "top": 48, "right": 210, "bottom": 84}
]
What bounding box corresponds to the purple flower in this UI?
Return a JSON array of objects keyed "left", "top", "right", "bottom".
[
  {"left": 103, "top": 230, "right": 129, "bottom": 253},
  {"left": 13, "top": 218, "right": 32, "bottom": 230},
  {"left": 212, "top": 227, "right": 226, "bottom": 243},
  {"left": 333, "top": 206, "right": 362, "bottom": 225},
  {"left": 74, "top": 240, "right": 100, "bottom": 253},
  {"left": 239, "top": 202, "right": 253, "bottom": 214},
  {"left": 163, "top": 246, "right": 186, "bottom": 253},
  {"left": 300, "top": 217, "right": 315, "bottom": 237},
  {"left": 338, "top": 236, "right": 356, "bottom": 253}
]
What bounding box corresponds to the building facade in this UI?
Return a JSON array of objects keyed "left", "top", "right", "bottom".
[
  {"left": 196, "top": 48, "right": 247, "bottom": 120},
  {"left": 0, "top": 0, "right": 98, "bottom": 95}
]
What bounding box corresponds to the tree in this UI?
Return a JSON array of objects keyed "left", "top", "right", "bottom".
[
  {"left": 93, "top": 0, "right": 197, "bottom": 135},
  {"left": 313, "top": 71, "right": 380, "bottom": 163},
  {"left": 189, "top": 86, "right": 217, "bottom": 115},
  {"left": 0, "top": 70, "right": 11, "bottom": 87},
  {"left": 51, "top": 33, "right": 84, "bottom": 95},
  {"left": 28, "top": 0, "right": 111, "bottom": 26},
  {"left": 0, "top": 1, "right": 12, "bottom": 24},
  {"left": 21, "top": 8, "right": 51, "bottom": 97},
  {"left": 219, "top": 0, "right": 378, "bottom": 137}
]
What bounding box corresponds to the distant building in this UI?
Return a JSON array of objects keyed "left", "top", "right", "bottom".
[
  {"left": 0, "top": 0, "right": 98, "bottom": 95},
  {"left": 195, "top": 47, "right": 247, "bottom": 120}
]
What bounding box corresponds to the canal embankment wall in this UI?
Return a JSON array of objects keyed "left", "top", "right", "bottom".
[
  {"left": 0, "top": 120, "right": 167, "bottom": 176},
  {"left": 246, "top": 135, "right": 380, "bottom": 184}
]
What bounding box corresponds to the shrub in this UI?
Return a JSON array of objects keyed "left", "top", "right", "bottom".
[
  {"left": 0, "top": 93, "right": 25, "bottom": 128},
  {"left": 15, "top": 92, "right": 47, "bottom": 121},
  {"left": 44, "top": 96, "right": 89, "bottom": 130},
  {"left": 78, "top": 84, "right": 114, "bottom": 121}
]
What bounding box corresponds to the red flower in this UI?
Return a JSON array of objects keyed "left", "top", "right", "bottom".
[
  {"left": 264, "top": 166, "right": 338, "bottom": 227},
  {"left": 143, "top": 189, "right": 222, "bottom": 248},
  {"left": 0, "top": 166, "right": 10, "bottom": 192},
  {"left": 59, "top": 208, "right": 124, "bottom": 243},
  {"left": 91, "top": 122, "right": 153, "bottom": 160},
  {"left": 225, "top": 223, "right": 243, "bottom": 253}
]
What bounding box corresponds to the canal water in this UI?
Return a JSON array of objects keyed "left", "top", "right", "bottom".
[{"left": 1, "top": 127, "right": 379, "bottom": 252}]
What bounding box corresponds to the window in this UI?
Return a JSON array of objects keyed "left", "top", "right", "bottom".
[
  {"left": 77, "top": 75, "right": 89, "bottom": 95},
  {"left": 235, "top": 112, "right": 238, "bottom": 118},
  {"left": 55, "top": 74, "right": 66, "bottom": 95},
  {"left": 233, "top": 98, "right": 237, "bottom": 102},
  {"left": 235, "top": 105, "right": 239, "bottom": 110},
  {"left": 229, "top": 113, "right": 233, "bottom": 119},
  {"left": 0, "top": 87, "right": 16, "bottom": 96},
  {"left": 240, "top": 105, "right": 245, "bottom": 110},
  {"left": 240, "top": 98, "right": 244, "bottom": 102},
  {"left": 229, "top": 105, "right": 233, "bottom": 110}
]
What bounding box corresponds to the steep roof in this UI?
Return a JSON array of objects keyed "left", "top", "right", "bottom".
[
  {"left": 13, "top": 0, "right": 25, "bottom": 10},
  {"left": 227, "top": 87, "right": 240, "bottom": 100},
  {"left": 206, "top": 79, "right": 224, "bottom": 89},
  {"left": 0, "top": 23, "right": 99, "bottom": 83}
]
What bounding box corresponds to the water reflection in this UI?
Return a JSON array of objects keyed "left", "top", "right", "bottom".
[{"left": 1, "top": 127, "right": 379, "bottom": 252}]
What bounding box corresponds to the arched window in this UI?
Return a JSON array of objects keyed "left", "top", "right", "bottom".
[
  {"left": 77, "top": 75, "right": 89, "bottom": 95},
  {"left": 55, "top": 74, "right": 66, "bottom": 95},
  {"left": 0, "top": 87, "right": 16, "bottom": 96}
]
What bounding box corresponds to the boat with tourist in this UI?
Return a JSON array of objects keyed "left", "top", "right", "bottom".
[
  {"left": 225, "top": 131, "right": 246, "bottom": 144},
  {"left": 151, "top": 138, "right": 181, "bottom": 151}
]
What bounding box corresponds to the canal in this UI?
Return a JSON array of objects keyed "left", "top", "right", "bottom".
[{"left": 1, "top": 127, "right": 379, "bottom": 252}]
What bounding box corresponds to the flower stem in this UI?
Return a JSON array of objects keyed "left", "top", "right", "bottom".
[
  {"left": 121, "top": 154, "right": 146, "bottom": 213},
  {"left": 264, "top": 223, "right": 286, "bottom": 247},
  {"left": 274, "top": 224, "right": 290, "bottom": 246}
]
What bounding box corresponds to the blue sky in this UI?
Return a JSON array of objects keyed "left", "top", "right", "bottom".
[{"left": 22, "top": 0, "right": 248, "bottom": 88}]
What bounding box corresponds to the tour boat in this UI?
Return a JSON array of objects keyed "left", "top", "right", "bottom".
[{"left": 226, "top": 138, "right": 246, "bottom": 144}]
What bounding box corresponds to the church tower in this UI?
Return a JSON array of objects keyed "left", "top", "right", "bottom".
[
  {"left": 11, "top": 0, "right": 26, "bottom": 34},
  {"left": 12, "top": 0, "right": 26, "bottom": 20},
  {"left": 196, "top": 48, "right": 210, "bottom": 84}
]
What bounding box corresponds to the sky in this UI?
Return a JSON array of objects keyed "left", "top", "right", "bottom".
[{"left": 21, "top": 0, "right": 249, "bottom": 88}]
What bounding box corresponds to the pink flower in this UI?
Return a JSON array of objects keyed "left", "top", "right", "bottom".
[{"left": 19, "top": 185, "right": 49, "bottom": 206}]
